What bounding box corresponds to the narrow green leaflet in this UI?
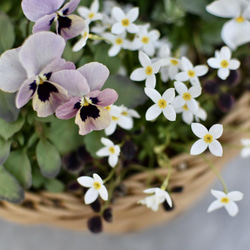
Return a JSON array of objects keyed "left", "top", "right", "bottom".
[
  {"left": 0, "top": 116, "right": 24, "bottom": 141},
  {"left": 4, "top": 150, "right": 32, "bottom": 189},
  {"left": 36, "top": 139, "right": 62, "bottom": 178},
  {"left": 0, "top": 137, "right": 12, "bottom": 165},
  {"left": 0, "top": 165, "right": 24, "bottom": 203},
  {"left": 0, "top": 12, "right": 15, "bottom": 54}
]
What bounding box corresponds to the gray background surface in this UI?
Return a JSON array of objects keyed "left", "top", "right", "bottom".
[{"left": 0, "top": 155, "right": 249, "bottom": 250}]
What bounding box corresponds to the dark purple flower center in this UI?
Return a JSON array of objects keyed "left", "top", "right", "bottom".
[{"left": 57, "top": 15, "right": 72, "bottom": 35}]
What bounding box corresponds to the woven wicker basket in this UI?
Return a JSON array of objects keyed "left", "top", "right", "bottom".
[{"left": 0, "top": 93, "right": 249, "bottom": 233}]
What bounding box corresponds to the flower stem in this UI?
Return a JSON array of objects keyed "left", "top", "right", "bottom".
[
  {"left": 160, "top": 159, "right": 172, "bottom": 190},
  {"left": 201, "top": 155, "right": 228, "bottom": 193}
]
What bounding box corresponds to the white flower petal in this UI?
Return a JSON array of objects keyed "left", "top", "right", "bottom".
[
  {"left": 145, "top": 104, "right": 162, "bottom": 120},
  {"left": 218, "top": 68, "right": 230, "bottom": 80},
  {"left": 127, "top": 7, "right": 139, "bottom": 22},
  {"left": 207, "top": 200, "right": 224, "bottom": 213},
  {"left": 108, "top": 154, "right": 118, "bottom": 167},
  {"left": 207, "top": 58, "right": 220, "bottom": 69},
  {"left": 162, "top": 88, "right": 175, "bottom": 102},
  {"left": 175, "top": 71, "right": 189, "bottom": 82},
  {"left": 101, "top": 137, "right": 114, "bottom": 147},
  {"left": 225, "top": 201, "right": 239, "bottom": 216},
  {"left": 241, "top": 147, "right": 250, "bottom": 158},
  {"left": 144, "top": 87, "right": 161, "bottom": 103},
  {"left": 211, "top": 189, "right": 226, "bottom": 199},
  {"left": 99, "top": 185, "right": 109, "bottom": 201},
  {"left": 139, "top": 50, "right": 151, "bottom": 68},
  {"left": 77, "top": 176, "right": 94, "bottom": 187},
  {"left": 194, "top": 65, "right": 208, "bottom": 77},
  {"left": 127, "top": 23, "right": 139, "bottom": 34},
  {"left": 96, "top": 147, "right": 110, "bottom": 157},
  {"left": 227, "top": 191, "right": 243, "bottom": 201},
  {"left": 130, "top": 68, "right": 146, "bottom": 81},
  {"left": 191, "top": 123, "right": 208, "bottom": 138},
  {"left": 93, "top": 173, "right": 103, "bottom": 184},
  {"left": 84, "top": 188, "right": 99, "bottom": 204},
  {"left": 228, "top": 59, "right": 240, "bottom": 70},
  {"left": 208, "top": 140, "right": 223, "bottom": 157},
  {"left": 145, "top": 74, "right": 156, "bottom": 88},
  {"left": 190, "top": 139, "right": 208, "bottom": 155},
  {"left": 174, "top": 81, "right": 188, "bottom": 94},
  {"left": 163, "top": 105, "right": 176, "bottom": 121}
]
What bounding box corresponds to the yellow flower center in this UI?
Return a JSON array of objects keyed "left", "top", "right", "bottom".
[
  {"left": 220, "top": 197, "right": 230, "bottom": 204},
  {"left": 112, "top": 116, "right": 119, "bottom": 121},
  {"left": 115, "top": 37, "right": 123, "bottom": 45},
  {"left": 109, "top": 146, "right": 115, "bottom": 154},
  {"left": 235, "top": 16, "right": 245, "bottom": 23},
  {"left": 93, "top": 182, "right": 101, "bottom": 190},
  {"left": 182, "top": 104, "right": 189, "bottom": 111},
  {"left": 203, "top": 134, "right": 213, "bottom": 143},
  {"left": 88, "top": 12, "right": 95, "bottom": 19},
  {"left": 220, "top": 60, "right": 229, "bottom": 68},
  {"left": 121, "top": 111, "right": 128, "bottom": 116},
  {"left": 170, "top": 59, "right": 178, "bottom": 66},
  {"left": 105, "top": 105, "right": 111, "bottom": 111},
  {"left": 121, "top": 18, "right": 130, "bottom": 27},
  {"left": 145, "top": 66, "right": 153, "bottom": 75},
  {"left": 182, "top": 92, "right": 191, "bottom": 101},
  {"left": 83, "top": 31, "right": 88, "bottom": 39},
  {"left": 158, "top": 99, "right": 167, "bottom": 108},
  {"left": 141, "top": 36, "right": 149, "bottom": 44},
  {"left": 187, "top": 70, "right": 195, "bottom": 78},
  {"left": 80, "top": 98, "right": 89, "bottom": 107}
]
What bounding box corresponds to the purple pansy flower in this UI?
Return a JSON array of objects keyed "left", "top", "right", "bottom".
[
  {"left": 21, "top": 0, "right": 85, "bottom": 40},
  {"left": 56, "top": 62, "right": 118, "bottom": 135},
  {"left": 0, "top": 31, "right": 80, "bottom": 117}
]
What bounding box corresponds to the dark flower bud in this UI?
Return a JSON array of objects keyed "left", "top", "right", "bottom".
[
  {"left": 218, "top": 93, "right": 235, "bottom": 112},
  {"left": 171, "top": 186, "right": 184, "bottom": 193},
  {"left": 90, "top": 198, "right": 101, "bottom": 213},
  {"left": 103, "top": 207, "right": 113, "bottom": 223},
  {"left": 77, "top": 145, "right": 92, "bottom": 163},
  {"left": 87, "top": 216, "right": 103, "bottom": 233},
  {"left": 226, "top": 70, "right": 241, "bottom": 87},
  {"left": 66, "top": 180, "right": 81, "bottom": 192},
  {"left": 63, "top": 151, "right": 82, "bottom": 173},
  {"left": 121, "top": 140, "right": 137, "bottom": 160},
  {"left": 163, "top": 200, "right": 175, "bottom": 211},
  {"left": 203, "top": 79, "right": 220, "bottom": 95}
]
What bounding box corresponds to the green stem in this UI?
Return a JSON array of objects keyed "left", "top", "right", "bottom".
[
  {"left": 160, "top": 160, "right": 172, "bottom": 190},
  {"left": 201, "top": 155, "right": 228, "bottom": 193},
  {"left": 103, "top": 166, "right": 116, "bottom": 184}
]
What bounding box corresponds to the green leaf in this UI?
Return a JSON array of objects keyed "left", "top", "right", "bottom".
[
  {"left": 32, "top": 166, "right": 46, "bottom": 189},
  {"left": 0, "top": 12, "right": 15, "bottom": 54},
  {"left": 0, "top": 91, "right": 20, "bottom": 122},
  {"left": 0, "top": 137, "right": 12, "bottom": 165},
  {"left": 105, "top": 75, "right": 147, "bottom": 108},
  {"left": 0, "top": 116, "right": 24, "bottom": 141},
  {"left": 178, "top": 0, "right": 211, "bottom": 17},
  {"left": 83, "top": 130, "right": 105, "bottom": 158},
  {"left": 62, "top": 42, "right": 83, "bottom": 63},
  {"left": 47, "top": 118, "right": 83, "bottom": 154},
  {"left": 36, "top": 139, "right": 62, "bottom": 178},
  {"left": 0, "top": 165, "right": 24, "bottom": 203},
  {"left": 44, "top": 179, "right": 65, "bottom": 193},
  {"left": 4, "top": 150, "right": 32, "bottom": 189}
]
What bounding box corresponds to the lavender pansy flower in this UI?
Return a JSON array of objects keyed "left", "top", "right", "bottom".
[
  {"left": 0, "top": 31, "right": 79, "bottom": 117},
  {"left": 21, "top": 0, "right": 85, "bottom": 40},
  {"left": 56, "top": 62, "right": 118, "bottom": 135}
]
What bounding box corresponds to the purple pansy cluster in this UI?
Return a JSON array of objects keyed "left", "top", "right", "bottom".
[{"left": 0, "top": 29, "right": 118, "bottom": 135}]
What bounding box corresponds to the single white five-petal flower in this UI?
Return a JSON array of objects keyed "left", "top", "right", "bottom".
[
  {"left": 207, "top": 46, "right": 240, "bottom": 80},
  {"left": 207, "top": 189, "right": 243, "bottom": 216},
  {"left": 145, "top": 87, "right": 176, "bottom": 121},
  {"left": 77, "top": 173, "right": 108, "bottom": 204},
  {"left": 190, "top": 123, "right": 223, "bottom": 156},
  {"left": 96, "top": 137, "right": 120, "bottom": 167}
]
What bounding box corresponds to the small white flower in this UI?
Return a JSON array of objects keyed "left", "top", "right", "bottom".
[
  {"left": 111, "top": 7, "right": 139, "bottom": 34},
  {"left": 72, "top": 21, "right": 90, "bottom": 52},
  {"left": 138, "top": 187, "right": 172, "bottom": 212},
  {"left": 206, "top": 0, "right": 250, "bottom": 50},
  {"left": 241, "top": 138, "right": 250, "bottom": 158},
  {"left": 207, "top": 46, "right": 240, "bottom": 80},
  {"left": 145, "top": 87, "right": 176, "bottom": 121},
  {"left": 77, "top": 0, "right": 103, "bottom": 23},
  {"left": 175, "top": 56, "right": 208, "bottom": 85},
  {"left": 102, "top": 32, "right": 128, "bottom": 57},
  {"left": 77, "top": 173, "right": 108, "bottom": 204},
  {"left": 171, "top": 81, "right": 202, "bottom": 113},
  {"left": 207, "top": 189, "right": 243, "bottom": 216},
  {"left": 190, "top": 123, "right": 223, "bottom": 156},
  {"left": 130, "top": 51, "right": 161, "bottom": 88},
  {"left": 96, "top": 137, "right": 120, "bottom": 167}
]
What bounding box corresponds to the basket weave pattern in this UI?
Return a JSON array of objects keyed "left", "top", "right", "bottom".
[{"left": 0, "top": 93, "right": 250, "bottom": 233}]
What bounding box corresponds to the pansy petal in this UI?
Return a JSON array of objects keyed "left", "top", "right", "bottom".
[
  {"left": 225, "top": 202, "right": 239, "bottom": 216},
  {"left": 32, "top": 13, "right": 56, "bottom": 33},
  {"left": 227, "top": 191, "right": 243, "bottom": 201},
  {"left": 190, "top": 139, "right": 207, "bottom": 155},
  {"left": 51, "top": 70, "right": 89, "bottom": 96},
  {"left": 41, "top": 58, "right": 75, "bottom": 74},
  {"left": 19, "top": 32, "right": 65, "bottom": 78},
  {"left": 78, "top": 62, "right": 109, "bottom": 91},
  {"left": 87, "top": 89, "right": 118, "bottom": 107},
  {"left": 77, "top": 176, "right": 94, "bottom": 187},
  {"left": 61, "top": 0, "right": 80, "bottom": 14},
  {"left": 145, "top": 104, "right": 161, "bottom": 120},
  {"left": 207, "top": 200, "right": 224, "bottom": 213},
  {"left": 57, "top": 14, "right": 85, "bottom": 40},
  {"left": 21, "top": 0, "right": 64, "bottom": 22},
  {"left": 84, "top": 188, "right": 99, "bottom": 204},
  {"left": 191, "top": 123, "right": 208, "bottom": 138},
  {"left": 208, "top": 140, "right": 223, "bottom": 157},
  {"left": 0, "top": 49, "right": 27, "bottom": 92},
  {"left": 55, "top": 96, "right": 79, "bottom": 119}
]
